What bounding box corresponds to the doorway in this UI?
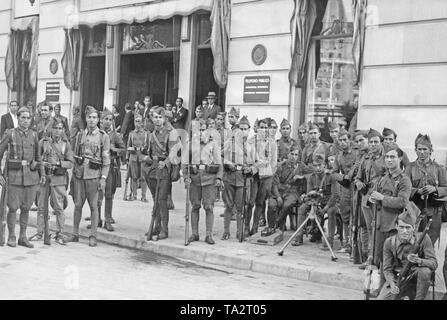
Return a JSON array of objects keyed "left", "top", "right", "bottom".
[
  {"left": 80, "top": 56, "right": 105, "bottom": 112},
  {"left": 119, "top": 51, "right": 178, "bottom": 107}
]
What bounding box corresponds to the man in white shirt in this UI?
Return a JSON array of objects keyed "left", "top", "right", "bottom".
[{"left": 1, "top": 100, "right": 19, "bottom": 137}]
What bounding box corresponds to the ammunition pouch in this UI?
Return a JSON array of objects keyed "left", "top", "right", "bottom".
[
  {"left": 88, "top": 158, "right": 103, "bottom": 170},
  {"left": 53, "top": 166, "right": 67, "bottom": 176},
  {"left": 7, "top": 159, "right": 23, "bottom": 170},
  {"left": 207, "top": 164, "right": 220, "bottom": 174}
]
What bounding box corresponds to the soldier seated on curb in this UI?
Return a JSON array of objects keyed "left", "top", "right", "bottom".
[
  {"left": 292, "top": 154, "right": 340, "bottom": 248},
  {"left": 262, "top": 147, "right": 310, "bottom": 237}
]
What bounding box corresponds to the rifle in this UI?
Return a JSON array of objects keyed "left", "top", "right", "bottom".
[
  {"left": 395, "top": 218, "right": 432, "bottom": 299},
  {"left": 351, "top": 190, "right": 362, "bottom": 264},
  {"left": 364, "top": 189, "right": 380, "bottom": 300},
  {"left": 123, "top": 162, "right": 130, "bottom": 200},
  {"left": 0, "top": 151, "right": 9, "bottom": 246},
  {"left": 239, "top": 173, "right": 248, "bottom": 242},
  {"left": 147, "top": 173, "right": 160, "bottom": 241}
]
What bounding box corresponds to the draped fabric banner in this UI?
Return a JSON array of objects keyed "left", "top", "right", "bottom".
[
  {"left": 289, "top": 0, "right": 327, "bottom": 88},
  {"left": 210, "top": 0, "right": 231, "bottom": 89},
  {"left": 352, "top": 0, "right": 368, "bottom": 85},
  {"left": 5, "top": 16, "right": 39, "bottom": 91},
  {"left": 61, "top": 28, "right": 87, "bottom": 91}
]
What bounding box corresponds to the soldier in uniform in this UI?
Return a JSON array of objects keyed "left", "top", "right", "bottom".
[
  {"left": 297, "top": 123, "right": 309, "bottom": 151},
  {"left": 328, "top": 121, "right": 343, "bottom": 155},
  {"left": 127, "top": 114, "right": 148, "bottom": 202},
  {"left": 354, "top": 128, "right": 386, "bottom": 268},
  {"left": 53, "top": 103, "right": 70, "bottom": 140},
  {"left": 277, "top": 118, "right": 299, "bottom": 163},
  {"left": 404, "top": 134, "right": 447, "bottom": 246},
  {"left": 33, "top": 103, "right": 54, "bottom": 140},
  {"left": 292, "top": 154, "right": 339, "bottom": 247},
  {"left": 263, "top": 146, "right": 310, "bottom": 236},
  {"left": 183, "top": 119, "right": 223, "bottom": 244},
  {"left": 0, "top": 107, "right": 44, "bottom": 248},
  {"left": 29, "top": 118, "right": 74, "bottom": 245},
  {"left": 70, "top": 106, "right": 85, "bottom": 148},
  {"left": 67, "top": 106, "right": 110, "bottom": 247},
  {"left": 143, "top": 107, "right": 180, "bottom": 240},
  {"left": 96, "top": 109, "right": 125, "bottom": 232},
  {"left": 301, "top": 124, "right": 329, "bottom": 166},
  {"left": 382, "top": 127, "right": 410, "bottom": 168},
  {"left": 251, "top": 118, "right": 277, "bottom": 234}
]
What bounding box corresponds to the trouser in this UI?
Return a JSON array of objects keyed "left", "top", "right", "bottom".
[
  {"left": 358, "top": 204, "right": 369, "bottom": 256},
  {"left": 418, "top": 209, "right": 441, "bottom": 246},
  {"left": 295, "top": 202, "right": 336, "bottom": 241},
  {"left": 362, "top": 205, "right": 374, "bottom": 257},
  {"left": 378, "top": 267, "right": 432, "bottom": 300},
  {"left": 7, "top": 184, "right": 39, "bottom": 239},
  {"left": 147, "top": 177, "right": 171, "bottom": 236},
  {"left": 443, "top": 245, "right": 447, "bottom": 291},
  {"left": 252, "top": 177, "right": 272, "bottom": 234},
  {"left": 190, "top": 183, "right": 216, "bottom": 236},
  {"left": 72, "top": 176, "right": 100, "bottom": 238},
  {"left": 374, "top": 229, "right": 397, "bottom": 267},
  {"left": 130, "top": 161, "right": 147, "bottom": 198},
  {"left": 267, "top": 193, "right": 300, "bottom": 230},
  {"left": 98, "top": 170, "right": 116, "bottom": 223},
  {"left": 37, "top": 182, "right": 67, "bottom": 234},
  {"left": 223, "top": 183, "right": 243, "bottom": 235},
  {"left": 246, "top": 176, "right": 259, "bottom": 232},
  {"left": 339, "top": 186, "right": 352, "bottom": 245}
]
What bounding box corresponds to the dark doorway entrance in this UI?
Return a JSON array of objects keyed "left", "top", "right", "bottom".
[
  {"left": 119, "top": 51, "right": 178, "bottom": 108},
  {"left": 80, "top": 56, "right": 105, "bottom": 112}
]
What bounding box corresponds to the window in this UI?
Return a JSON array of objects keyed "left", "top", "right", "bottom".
[{"left": 305, "top": 0, "right": 358, "bottom": 128}]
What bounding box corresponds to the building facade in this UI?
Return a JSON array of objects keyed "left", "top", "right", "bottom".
[{"left": 0, "top": 0, "right": 446, "bottom": 164}]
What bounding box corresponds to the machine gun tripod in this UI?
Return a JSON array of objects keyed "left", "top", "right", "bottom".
[{"left": 277, "top": 190, "right": 338, "bottom": 261}]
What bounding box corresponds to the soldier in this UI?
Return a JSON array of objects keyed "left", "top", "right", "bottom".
[
  {"left": 263, "top": 147, "right": 310, "bottom": 236},
  {"left": 222, "top": 115, "right": 256, "bottom": 240},
  {"left": 70, "top": 106, "right": 85, "bottom": 148},
  {"left": 297, "top": 123, "right": 309, "bottom": 150},
  {"left": 183, "top": 119, "right": 223, "bottom": 244},
  {"left": 328, "top": 121, "right": 343, "bottom": 155},
  {"left": 354, "top": 128, "right": 386, "bottom": 268},
  {"left": 269, "top": 118, "right": 278, "bottom": 141},
  {"left": 143, "top": 107, "right": 180, "bottom": 240},
  {"left": 405, "top": 134, "right": 447, "bottom": 246},
  {"left": 53, "top": 103, "right": 70, "bottom": 140},
  {"left": 29, "top": 118, "right": 74, "bottom": 245},
  {"left": 67, "top": 106, "right": 110, "bottom": 247},
  {"left": 251, "top": 118, "right": 277, "bottom": 234},
  {"left": 127, "top": 114, "right": 148, "bottom": 202},
  {"left": 331, "top": 129, "right": 357, "bottom": 253},
  {"left": 277, "top": 118, "right": 300, "bottom": 163},
  {"left": 301, "top": 124, "right": 329, "bottom": 166},
  {"left": 292, "top": 154, "right": 339, "bottom": 247},
  {"left": 33, "top": 103, "right": 54, "bottom": 140},
  {"left": 95, "top": 109, "right": 125, "bottom": 232},
  {"left": 382, "top": 127, "right": 410, "bottom": 168},
  {"left": 0, "top": 107, "right": 43, "bottom": 248},
  {"left": 193, "top": 105, "right": 206, "bottom": 122}
]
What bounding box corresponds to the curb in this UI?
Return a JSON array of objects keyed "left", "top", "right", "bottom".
[{"left": 27, "top": 217, "right": 446, "bottom": 298}]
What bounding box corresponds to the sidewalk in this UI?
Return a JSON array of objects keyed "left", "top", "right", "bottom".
[{"left": 27, "top": 171, "right": 447, "bottom": 297}]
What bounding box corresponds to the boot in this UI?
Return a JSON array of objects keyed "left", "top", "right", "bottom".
[
  {"left": 89, "top": 236, "right": 97, "bottom": 247},
  {"left": 292, "top": 235, "right": 303, "bottom": 246},
  {"left": 66, "top": 235, "right": 79, "bottom": 243},
  {"left": 44, "top": 216, "right": 51, "bottom": 245},
  {"left": 87, "top": 219, "right": 103, "bottom": 229},
  {"left": 7, "top": 235, "right": 17, "bottom": 247},
  {"left": 158, "top": 231, "right": 168, "bottom": 240},
  {"left": 205, "top": 235, "right": 215, "bottom": 245},
  {"left": 104, "top": 221, "right": 114, "bottom": 232},
  {"left": 18, "top": 237, "right": 34, "bottom": 248},
  {"left": 188, "top": 234, "right": 199, "bottom": 242}
]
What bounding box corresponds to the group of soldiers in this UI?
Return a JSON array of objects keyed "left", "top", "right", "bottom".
[{"left": 1, "top": 97, "right": 446, "bottom": 300}]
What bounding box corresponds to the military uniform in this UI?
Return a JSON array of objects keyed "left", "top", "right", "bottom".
[
  {"left": 36, "top": 135, "right": 74, "bottom": 243},
  {"left": 34, "top": 116, "right": 54, "bottom": 140},
  {"left": 277, "top": 136, "right": 300, "bottom": 163},
  {"left": 182, "top": 122, "right": 223, "bottom": 244},
  {"left": 71, "top": 127, "right": 110, "bottom": 243},
  {"left": 301, "top": 140, "right": 329, "bottom": 165},
  {"left": 0, "top": 126, "right": 43, "bottom": 247},
  {"left": 127, "top": 127, "right": 149, "bottom": 201},
  {"left": 98, "top": 127, "right": 125, "bottom": 231}
]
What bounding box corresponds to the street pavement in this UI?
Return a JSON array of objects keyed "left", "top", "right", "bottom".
[
  {"left": 0, "top": 227, "right": 363, "bottom": 300},
  {"left": 22, "top": 168, "right": 447, "bottom": 296}
]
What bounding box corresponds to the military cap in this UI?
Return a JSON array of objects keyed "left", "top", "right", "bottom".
[
  {"left": 352, "top": 129, "right": 368, "bottom": 139},
  {"left": 382, "top": 127, "right": 397, "bottom": 139},
  {"left": 328, "top": 121, "right": 339, "bottom": 130},
  {"left": 338, "top": 117, "right": 347, "bottom": 126},
  {"left": 367, "top": 128, "right": 383, "bottom": 141},
  {"left": 298, "top": 123, "right": 309, "bottom": 131},
  {"left": 312, "top": 154, "right": 325, "bottom": 164},
  {"left": 228, "top": 107, "right": 240, "bottom": 117},
  {"left": 217, "top": 111, "right": 227, "bottom": 117},
  {"left": 100, "top": 108, "right": 113, "bottom": 119},
  {"left": 398, "top": 207, "right": 417, "bottom": 227},
  {"left": 308, "top": 123, "right": 320, "bottom": 132},
  {"left": 383, "top": 141, "right": 400, "bottom": 154},
  {"left": 85, "top": 106, "right": 98, "bottom": 116},
  {"left": 152, "top": 106, "right": 165, "bottom": 116},
  {"left": 134, "top": 114, "right": 143, "bottom": 121},
  {"left": 17, "top": 106, "right": 30, "bottom": 116},
  {"left": 289, "top": 145, "right": 300, "bottom": 153},
  {"left": 414, "top": 133, "right": 432, "bottom": 149},
  {"left": 238, "top": 115, "right": 250, "bottom": 127},
  {"left": 195, "top": 105, "right": 203, "bottom": 112},
  {"left": 338, "top": 128, "right": 350, "bottom": 139},
  {"left": 270, "top": 118, "right": 277, "bottom": 127},
  {"left": 280, "top": 118, "right": 290, "bottom": 128},
  {"left": 206, "top": 118, "right": 216, "bottom": 125},
  {"left": 198, "top": 119, "right": 207, "bottom": 127}
]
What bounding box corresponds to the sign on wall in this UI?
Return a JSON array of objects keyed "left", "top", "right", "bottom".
[
  {"left": 243, "top": 76, "right": 270, "bottom": 103},
  {"left": 14, "top": 0, "right": 40, "bottom": 19},
  {"left": 45, "top": 82, "right": 60, "bottom": 102}
]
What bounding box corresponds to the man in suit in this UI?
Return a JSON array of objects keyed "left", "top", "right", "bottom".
[
  {"left": 1, "top": 100, "right": 19, "bottom": 137},
  {"left": 204, "top": 92, "right": 222, "bottom": 120},
  {"left": 172, "top": 97, "right": 188, "bottom": 130}
]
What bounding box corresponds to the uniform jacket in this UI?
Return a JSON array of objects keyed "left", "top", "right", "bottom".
[
  {"left": 34, "top": 117, "right": 54, "bottom": 140},
  {"left": 70, "top": 115, "right": 85, "bottom": 147},
  {"left": 54, "top": 114, "right": 70, "bottom": 140},
  {"left": 105, "top": 128, "right": 126, "bottom": 167},
  {"left": 355, "top": 149, "right": 386, "bottom": 207},
  {"left": 332, "top": 148, "right": 357, "bottom": 181},
  {"left": 272, "top": 160, "right": 311, "bottom": 198},
  {"left": 376, "top": 169, "right": 412, "bottom": 232},
  {"left": 73, "top": 128, "right": 110, "bottom": 180},
  {"left": 254, "top": 134, "right": 277, "bottom": 179},
  {"left": 277, "top": 136, "right": 300, "bottom": 163},
  {"left": 306, "top": 171, "right": 340, "bottom": 208},
  {"left": 301, "top": 140, "right": 329, "bottom": 165},
  {"left": 127, "top": 128, "right": 149, "bottom": 163},
  {"left": 40, "top": 136, "right": 74, "bottom": 186},
  {"left": 0, "top": 127, "right": 43, "bottom": 186},
  {"left": 382, "top": 233, "right": 437, "bottom": 285}
]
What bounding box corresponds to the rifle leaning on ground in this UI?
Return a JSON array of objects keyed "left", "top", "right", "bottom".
[
  {"left": 351, "top": 190, "right": 363, "bottom": 264},
  {"left": 184, "top": 113, "right": 193, "bottom": 246},
  {"left": 239, "top": 172, "right": 248, "bottom": 242},
  {"left": 0, "top": 151, "right": 9, "bottom": 246},
  {"left": 147, "top": 172, "right": 160, "bottom": 241},
  {"left": 123, "top": 162, "right": 131, "bottom": 200},
  {"left": 395, "top": 217, "right": 432, "bottom": 300}
]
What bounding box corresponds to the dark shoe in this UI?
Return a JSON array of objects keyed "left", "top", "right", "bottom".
[
  {"left": 18, "top": 237, "right": 34, "bottom": 248},
  {"left": 291, "top": 237, "right": 303, "bottom": 246},
  {"left": 89, "top": 236, "right": 97, "bottom": 247},
  {"left": 44, "top": 235, "right": 51, "bottom": 246},
  {"left": 258, "top": 219, "right": 266, "bottom": 227},
  {"left": 7, "top": 236, "right": 17, "bottom": 247},
  {"left": 104, "top": 222, "right": 114, "bottom": 232},
  {"left": 158, "top": 231, "right": 168, "bottom": 240},
  {"left": 86, "top": 219, "right": 103, "bottom": 229},
  {"left": 205, "top": 235, "right": 215, "bottom": 245},
  {"left": 221, "top": 232, "right": 230, "bottom": 240},
  {"left": 66, "top": 235, "right": 79, "bottom": 243},
  {"left": 110, "top": 218, "right": 116, "bottom": 224},
  {"left": 243, "top": 229, "right": 250, "bottom": 238},
  {"left": 28, "top": 232, "right": 43, "bottom": 241},
  {"left": 85, "top": 217, "right": 91, "bottom": 221},
  {"left": 188, "top": 234, "right": 199, "bottom": 242},
  {"left": 261, "top": 227, "right": 275, "bottom": 237},
  {"left": 55, "top": 234, "right": 67, "bottom": 246}
]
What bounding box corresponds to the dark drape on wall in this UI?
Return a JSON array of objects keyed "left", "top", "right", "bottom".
[
  {"left": 61, "top": 28, "right": 89, "bottom": 91},
  {"left": 352, "top": 0, "right": 368, "bottom": 85}
]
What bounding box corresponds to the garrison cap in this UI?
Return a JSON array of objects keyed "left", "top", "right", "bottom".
[
  {"left": 152, "top": 106, "right": 165, "bottom": 116},
  {"left": 298, "top": 123, "right": 309, "bottom": 131},
  {"left": 217, "top": 111, "right": 227, "bottom": 117},
  {"left": 338, "top": 128, "right": 350, "bottom": 139},
  {"left": 100, "top": 108, "right": 113, "bottom": 119},
  {"left": 228, "top": 107, "right": 240, "bottom": 117},
  {"left": 238, "top": 115, "right": 250, "bottom": 127},
  {"left": 195, "top": 105, "right": 203, "bottom": 112},
  {"left": 398, "top": 208, "right": 417, "bottom": 227},
  {"left": 280, "top": 118, "right": 290, "bottom": 128},
  {"left": 367, "top": 128, "right": 383, "bottom": 141},
  {"left": 383, "top": 141, "right": 400, "bottom": 154},
  {"left": 269, "top": 118, "right": 277, "bottom": 127},
  {"left": 415, "top": 133, "right": 433, "bottom": 150},
  {"left": 353, "top": 129, "right": 368, "bottom": 139},
  {"left": 17, "top": 106, "right": 30, "bottom": 116},
  {"left": 85, "top": 106, "right": 98, "bottom": 116},
  {"left": 328, "top": 121, "right": 339, "bottom": 130},
  {"left": 382, "top": 127, "right": 397, "bottom": 139},
  {"left": 308, "top": 123, "right": 320, "bottom": 132}
]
